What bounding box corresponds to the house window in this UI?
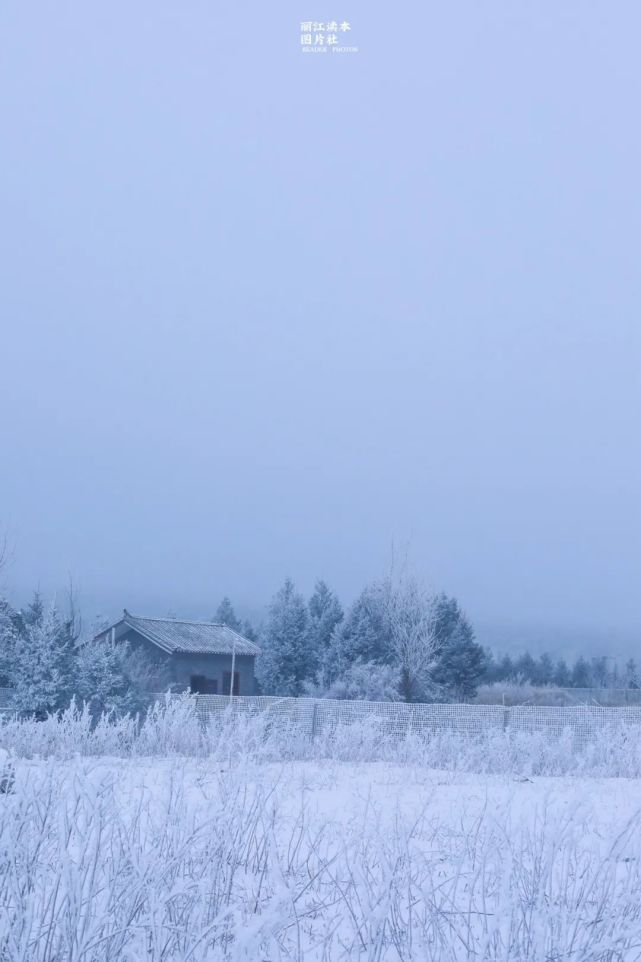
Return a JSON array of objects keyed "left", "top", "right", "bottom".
[
  {"left": 222, "top": 671, "right": 240, "bottom": 695},
  {"left": 190, "top": 675, "right": 218, "bottom": 694}
]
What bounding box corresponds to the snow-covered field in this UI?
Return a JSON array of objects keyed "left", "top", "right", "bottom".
[
  {"left": 2, "top": 701, "right": 641, "bottom": 960},
  {"left": 2, "top": 750, "right": 641, "bottom": 960}
]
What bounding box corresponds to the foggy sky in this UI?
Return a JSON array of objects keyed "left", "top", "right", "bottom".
[{"left": 1, "top": 1, "right": 639, "bottom": 654}]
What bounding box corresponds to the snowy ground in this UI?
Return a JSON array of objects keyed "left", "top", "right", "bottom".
[{"left": 4, "top": 755, "right": 641, "bottom": 961}]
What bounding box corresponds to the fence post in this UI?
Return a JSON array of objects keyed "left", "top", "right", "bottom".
[
  {"left": 310, "top": 701, "right": 319, "bottom": 743},
  {"left": 503, "top": 706, "right": 510, "bottom": 732}
]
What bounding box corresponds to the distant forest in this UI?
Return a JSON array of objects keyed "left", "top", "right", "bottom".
[{"left": 482, "top": 649, "right": 639, "bottom": 690}]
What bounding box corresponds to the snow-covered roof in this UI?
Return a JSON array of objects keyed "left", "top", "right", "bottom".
[{"left": 97, "top": 611, "right": 261, "bottom": 657}]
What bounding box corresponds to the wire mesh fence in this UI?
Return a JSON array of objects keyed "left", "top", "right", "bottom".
[
  {"left": 2, "top": 685, "right": 640, "bottom": 747},
  {"left": 191, "top": 694, "right": 641, "bottom": 744}
]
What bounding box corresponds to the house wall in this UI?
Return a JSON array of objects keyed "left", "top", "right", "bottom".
[
  {"left": 115, "top": 628, "right": 256, "bottom": 694},
  {"left": 171, "top": 653, "right": 256, "bottom": 695}
]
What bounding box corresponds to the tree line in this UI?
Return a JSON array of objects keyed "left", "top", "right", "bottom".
[
  {"left": 220, "top": 575, "right": 485, "bottom": 703},
  {"left": 0, "top": 576, "right": 636, "bottom": 719},
  {"left": 215, "top": 583, "right": 640, "bottom": 696},
  {"left": 0, "top": 574, "right": 486, "bottom": 715},
  {"left": 483, "top": 650, "right": 639, "bottom": 690}
]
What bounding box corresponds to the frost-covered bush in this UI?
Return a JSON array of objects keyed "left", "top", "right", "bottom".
[
  {"left": 136, "top": 692, "right": 203, "bottom": 755},
  {"left": 475, "top": 681, "right": 594, "bottom": 706},
  {"left": 311, "top": 660, "right": 401, "bottom": 702},
  {"left": 0, "top": 700, "right": 138, "bottom": 758}
]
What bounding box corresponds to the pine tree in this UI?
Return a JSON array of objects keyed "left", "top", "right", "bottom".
[
  {"left": 481, "top": 649, "right": 498, "bottom": 683},
  {"left": 534, "top": 653, "right": 555, "bottom": 686},
  {"left": 497, "top": 654, "right": 515, "bottom": 681},
  {"left": 571, "top": 656, "right": 591, "bottom": 688},
  {"left": 75, "top": 639, "right": 140, "bottom": 716},
  {"left": 625, "top": 658, "right": 639, "bottom": 689},
  {"left": 8, "top": 596, "right": 77, "bottom": 717},
  {"left": 514, "top": 651, "right": 537, "bottom": 683},
  {"left": 431, "top": 597, "right": 485, "bottom": 701},
  {"left": 590, "top": 656, "right": 609, "bottom": 688},
  {"left": 241, "top": 619, "right": 259, "bottom": 643},
  {"left": 553, "top": 657, "right": 571, "bottom": 687},
  {"left": 307, "top": 580, "right": 343, "bottom": 681},
  {"left": 324, "top": 581, "right": 392, "bottom": 684},
  {"left": 430, "top": 594, "right": 461, "bottom": 648},
  {"left": 257, "top": 579, "right": 310, "bottom": 695},
  {"left": 0, "top": 599, "right": 20, "bottom": 686},
  {"left": 214, "top": 597, "right": 242, "bottom": 632}
]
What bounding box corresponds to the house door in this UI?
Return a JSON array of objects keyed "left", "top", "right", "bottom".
[{"left": 222, "top": 671, "right": 240, "bottom": 695}]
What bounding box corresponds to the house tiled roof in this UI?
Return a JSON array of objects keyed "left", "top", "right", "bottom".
[{"left": 116, "top": 611, "right": 261, "bottom": 657}]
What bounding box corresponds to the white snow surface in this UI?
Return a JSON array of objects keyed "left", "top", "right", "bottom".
[{"left": 3, "top": 755, "right": 641, "bottom": 960}]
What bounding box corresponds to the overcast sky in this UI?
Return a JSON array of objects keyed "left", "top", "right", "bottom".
[{"left": 1, "top": 2, "right": 639, "bottom": 653}]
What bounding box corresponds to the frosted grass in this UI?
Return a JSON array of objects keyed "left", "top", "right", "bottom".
[
  {"left": 2, "top": 694, "right": 641, "bottom": 777},
  {"left": 1, "top": 755, "right": 641, "bottom": 960},
  {"left": 2, "top": 699, "right": 641, "bottom": 959}
]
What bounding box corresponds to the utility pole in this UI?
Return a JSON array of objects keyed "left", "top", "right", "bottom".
[{"left": 229, "top": 634, "right": 236, "bottom": 703}]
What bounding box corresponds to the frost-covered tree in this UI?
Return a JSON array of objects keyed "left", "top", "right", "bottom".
[
  {"left": 257, "top": 579, "right": 310, "bottom": 695},
  {"left": 625, "top": 658, "right": 639, "bottom": 689},
  {"left": 76, "top": 639, "right": 135, "bottom": 716},
  {"left": 7, "top": 595, "right": 78, "bottom": 717},
  {"left": 590, "top": 656, "right": 610, "bottom": 688},
  {"left": 76, "top": 635, "right": 169, "bottom": 716},
  {"left": 324, "top": 581, "right": 391, "bottom": 684},
  {"left": 241, "top": 619, "right": 259, "bottom": 643},
  {"left": 571, "top": 655, "right": 591, "bottom": 688},
  {"left": 513, "top": 651, "right": 537, "bottom": 683},
  {"left": 533, "top": 653, "right": 555, "bottom": 686},
  {"left": 481, "top": 649, "right": 498, "bottom": 683},
  {"left": 431, "top": 594, "right": 485, "bottom": 701},
  {"left": 386, "top": 575, "right": 438, "bottom": 702},
  {"left": 213, "top": 598, "right": 259, "bottom": 644},
  {"left": 553, "top": 657, "right": 571, "bottom": 688},
  {"left": 214, "top": 597, "right": 242, "bottom": 632},
  {"left": 0, "top": 599, "right": 20, "bottom": 686},
  {"left": 321, "top": 573, "right": 444, "bottom": 702},
  {"left": 496, "top": 654, "right": 516, "bottom": 681},
  {"left": 436, "top": 623, "right": 485, "bottom": 701},
  {"left": 307, "top": 580, "right": 343, "bottom": 680}
]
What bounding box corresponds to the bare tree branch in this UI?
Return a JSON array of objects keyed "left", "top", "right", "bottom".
[
  {"left": 0, "top": 527, "right": 15, "bottom": 577},
  {"left": 384, "top": 572, "right": 439, "bottom": 702},
  {"left": 65, "top": 574, "right": 82, "bottom": 642}
]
